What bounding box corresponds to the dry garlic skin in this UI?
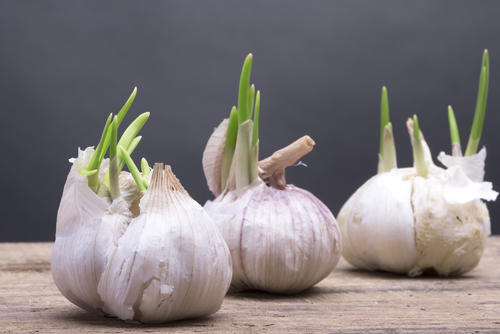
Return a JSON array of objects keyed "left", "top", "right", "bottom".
[
  {"left": 98, "top": 165, "right": 232, "bottom": 323},
  {"left": 411, "top": 163, "right": 492, "bottom": 276},
  {"left": 205, "top": 182, "right": 341, "bottom": 294}
]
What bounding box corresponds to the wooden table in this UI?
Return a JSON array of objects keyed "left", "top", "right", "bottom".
[{"left": 1, "top": 238, "right": 499, "bottom": 333}]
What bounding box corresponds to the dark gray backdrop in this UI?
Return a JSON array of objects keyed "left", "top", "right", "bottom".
[{"left": 1, "top": 0, "right": 500, "bottom": 241}]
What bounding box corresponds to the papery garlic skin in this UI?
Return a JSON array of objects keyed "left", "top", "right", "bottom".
[
  {"left": 205, "top": 181, "right": 342, "bottom": 294},
  {"left": 338, "top": 148, "right": 496, "bottom": 276},
  {"left": 97, "top": 165, "right": 232, "bottom": 323}
]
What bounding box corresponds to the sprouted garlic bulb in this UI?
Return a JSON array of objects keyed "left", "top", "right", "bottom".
[
  {"left": 338, "top": 51, "right": 497, "bottom": 276},
  {"left": 202, "top": 54, "right": 342, "bottom": 294},
  {"left": 52, "top": 89, "right": 232, "bottom": 323}
]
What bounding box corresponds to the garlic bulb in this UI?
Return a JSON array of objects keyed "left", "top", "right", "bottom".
[
  {"left": 202, "top": 54, "right": 342, "bottom": 293},
  {"left": 339, "top": 150, "right": 496, "bottom": 276},
  {"left": 339, "top": 53, "right": 497, "bottom": 277},
  {"left": 52, "top": 89, "right": 232, "bottom": 323}
]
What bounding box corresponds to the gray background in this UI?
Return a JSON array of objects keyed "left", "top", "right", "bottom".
[{"left": 1, "top": 0, "right": 499, "bottom": 241}]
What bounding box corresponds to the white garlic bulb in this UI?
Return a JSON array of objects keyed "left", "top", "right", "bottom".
[
  {"left": 52, "top": 155, "right": 232, "bottom": 322},
  {"left": 202, "top": 54, "right": 342, "bottom": 293},
  {"left": 338, "top": 65, "right": 497, "bottom": 277},
  {"left": 52, "top": 89, "right": 232, "bottom": 322},
  {"left": 339, "top": 150, "right": 496, "bottom": 276}
]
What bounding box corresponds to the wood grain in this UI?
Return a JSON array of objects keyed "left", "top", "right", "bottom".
[{"left": 1, "top": 238, "right": 500, "bottom": 333}]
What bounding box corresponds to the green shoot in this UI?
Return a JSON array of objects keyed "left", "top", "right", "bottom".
[
  {"left": 116, "top": 87, "right": 137, "bottom": 126},
  {"left": 448, "top": 106, "right": 460, "bottom": 145},
  {"left": 377, "top": 122, "right": 397, "bottom": 173},
  {"left": 97, "top": 87, "right": 138, "bottom": 163},
  {"left": 80, "top": 169, "right": 98, "bottom": 176},
  {"left": 221, "top": 54, "right": 261, "bottom": 192},
  {"left": 82, "top": 87, "right": 146, "bottom": 197},
  {"left": 113, "top": 112, "right": 149, "bottom": 175},
  {"left": 447, "top": 106, "right": 462, "bottom": 156},
  {"left": 119, "top": 136, "right": 142, "bottom": 171},
  {"left": 104, "top": 136, "right": 142, "bottom": 187},
  {"left": 252, "top": 90, "right": 260, "bottom": 147},
  {"left": 226, "top": 107, "right": 239, "bottom": 149},
  {"left": 141, "top": 157, "right": 151, "bottom": 188},
  {"left": 249, "top": 84, "right": 255, "bottom": 119},
  {"left": 237, "top": 54, "right": 253, "bottom": 124},
  {"left": 221, "top": 107, "right": 239, "bottom": 190},
  {"left": 412, "top": 115, "right": 428, "bottom": 177},
  {"left": 109, "top": 117, "right": 120, "bottom": 199},
  {"left": 117, "top": 112, "right": 150, "bottom": 156},
  {"left": 118, "top": 146, "right": 146, "bottom": 191},
  {"left": 87, "top": 113, "right": 113, "bottom": 171},
  {"left": 141, "top": 157, "right": 151, "bottom": 177},
  {"left": 118, "top": 136, "right": 142, "bottom": 172},
  {"left": 86, "top": 113, "right": 113, "bottom": 191},
  {"left": 377, "top": 86, "right": 397, "bottom": 174},
  {"left": 379, "top": 86, "right": 390, "bottom": 156},
  {"left": 249, "top": 140, "right": 259, "bottom": 183},
  {"left": 233, "top": 120, "right": 252, "bottom": 191},
  {"left": 465, "top": 49, "right": 489, "bottom": 156}
]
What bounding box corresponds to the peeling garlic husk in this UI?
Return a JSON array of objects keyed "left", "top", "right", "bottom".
[
  {"left": 338, "top": 140, "right": 497, "bottom": 276},
  {"left": 52, "top": 149, "right": 232, "bottom": 323},
  {"left": 203, "top": 121, "right": 342, "bottom": 294}
]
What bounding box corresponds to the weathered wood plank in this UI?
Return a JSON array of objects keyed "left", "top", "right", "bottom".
[{"left": 0, "top": 238, "right": 499, "bottom": 333}]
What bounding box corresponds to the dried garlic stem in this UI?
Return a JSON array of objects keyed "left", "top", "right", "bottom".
[
  {"left": 165, "top": 165, "right": 186, "bottom": 193},
  {"left": 259, "top": 135, "right": 315, "bottom": 189}
]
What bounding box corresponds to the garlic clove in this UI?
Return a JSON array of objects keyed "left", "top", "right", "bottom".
[
  {"left": 338, "top": 168, "right": 418, "bottom": 274},
  {"left": 52, "top": 156, "right": 111, "bottom": 311},
  {"left": 53, "top": 149, "right": 143, "bottom": 314},
  {"left": 98, "top": 164, "right": 232, "bottom": 323}
]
